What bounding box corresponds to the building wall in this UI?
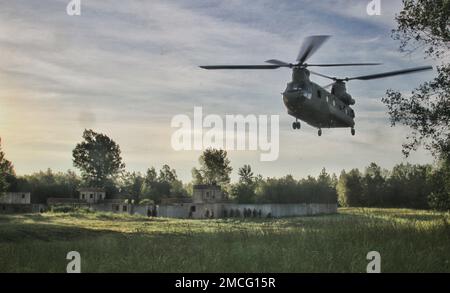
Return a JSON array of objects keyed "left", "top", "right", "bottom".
[
  {"left": 0, "top": 203, "right": 46, "bottom": 214},
  {"left": 89, "top": 202, "right": 153, "bottom": 216},
  {"left": 133, "top": 205, "right": 152, "bottom": 217},
  {"left": 91, "top": 202, "right": 132, "bottom": 214},
  {"left": 0, "top": 192, "right": 31, "bottom": 204},
  {"left": 222, "top": 203, "right": 337, "bottom": 218},
  {"left": 158, "top": 203, "right": 191, "bottom": 218},
  {"left": 31, "top": 204, "right": 47, "bottom": 213},
  {"left": 157, "top": 203, "right": 337, "bottom": 219},
  {"left": 192, "top": 188, "right": 223, "bottom": 203},
  {"left": 79, "top": 191, "right": 105, "bottom": 203},
  {"left": 1, "top": 200, "right": 336, "bottom": 217}
]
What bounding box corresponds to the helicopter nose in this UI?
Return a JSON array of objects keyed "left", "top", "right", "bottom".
[
  {"left": 283, "top": 91, "right": 305, "bottom": 106},
  {"left": 284, "top": 90, "right": 305, "bottom": 100}
]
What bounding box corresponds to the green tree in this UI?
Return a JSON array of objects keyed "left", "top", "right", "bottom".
[
  {"left": 232, "top": 165, "right": 256, "bottom": 203},
  {"left": 191, "top": 148, "right": 232, "bottom": 186},
  {"left": 392, "top": 0, "right": 449, "bottom": 58},
  {"left": 238, "top": 164, "right": 254, "bottom": 185},
  {"left": 0, "top": 138, "right": 15, "bottom": 193},
  {"left": 256, "top": 175, "right": 300, "bottom": 204},
  {"left": 142, "top": 167, "right": 157, "bottom": 196},
  {"left": 191, "top": 168, "right": 204, "bottom": 185},
  {"left": 142, "top": 165, "right": 187, "bottom": 203},
  {"left": 72, "top": 129, "right": 125, "bottom": 187},
  {"left": 317, "top": 168, "right": 338, "bottom": 204},
  {"left": 386, "top": 163, "right": 431, "bottom": 208},
  {"left": 428, "top": 158, "right": 450, "bottom": 210},
  {"left": 18, "top": 169, "right": 81, "bottom": 203},
  {"left": 362, "top": 163, "right": 386, "bottom": 206},
  {"left": 337, "top": 169, "right": 364, "bottom": 207},
  {"left": 120, "top": 171, "right": 145, "bottom": 202},
  {"left": 159, "top": 164, "right": 177, "bottom": 183},
  {"left": 298, "top": 176, "right": 318, "bottom": 203},
  {"left": 231, "top": 183, "right": 256, "bottom": 203},
  {"left": 383, "top": 0, "right": 450, "bottom": 157}
]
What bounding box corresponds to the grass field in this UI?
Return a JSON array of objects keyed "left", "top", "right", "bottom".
[{"left": 0, "top": 208, "right": 449, "bottom": 272}]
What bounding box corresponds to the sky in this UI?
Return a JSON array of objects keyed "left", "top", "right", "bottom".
[{"left": 0, "top": 0, "right": 440, "bottom": 182}]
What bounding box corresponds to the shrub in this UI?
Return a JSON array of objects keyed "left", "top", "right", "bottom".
[
  {"left": 50, "top": 205, "right": 92, "bottom": 213},
  {"left": 428, "top": 191, "right": 450, "bottom": 211}
]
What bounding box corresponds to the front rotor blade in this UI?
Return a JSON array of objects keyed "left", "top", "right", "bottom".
[
  {"left": 346, "top": 66, "right": 433, "bottom": 81},
  {"left": 265, "top": 59, "right": 291, "bottom": 66},
  {"left": 306, "top": 63, "right": 382, "bottom": 67},
  {"left": 296, "top": 35, "right": 330, "bottom": 64},
  {"left": 199, "top": 65, "right": 281, "bottom": 70}
]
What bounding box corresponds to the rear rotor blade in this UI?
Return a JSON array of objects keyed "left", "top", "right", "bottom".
[
  {"left": 306, "top": 63, "right": 382, "bottom": 67},
  {"left": 199, "top": 65, "right": 281, "bottom": 70},
  {"left": 297, "top": 35, "right": 330, "bottom": 64},
  {"left": 345, "top": 66, "right": 433, "bottom": 81},
  {"left": 322, "top": 82, "right": 335, "bottom": 89},
  {"left": 309, "top": 70, "right": 336, "bottom": 80}
]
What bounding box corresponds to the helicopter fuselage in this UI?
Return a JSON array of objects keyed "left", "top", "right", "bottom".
[{"left": 282, "top": 68, "right": 355, "bottom": 129}]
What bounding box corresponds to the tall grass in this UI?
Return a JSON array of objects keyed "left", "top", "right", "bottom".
[{"left": 0, "top": 208, "right": 448, "bottom": 272}]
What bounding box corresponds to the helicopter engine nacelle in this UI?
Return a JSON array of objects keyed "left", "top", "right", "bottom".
[
  {"left": 331, "top": 81, "right": 355, "bottom": 105},
  {"left": 339, "top": 93, "right": 355, "bottom": 105}
]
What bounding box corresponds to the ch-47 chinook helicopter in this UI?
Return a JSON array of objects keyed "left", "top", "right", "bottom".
[{"left": 200, "top": 35, "right": 432, "bottom": 136}]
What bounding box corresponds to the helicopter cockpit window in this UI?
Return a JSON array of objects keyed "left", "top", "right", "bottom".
[
  {"left": 305, "top": 90, "right": 312, "bottom": 99},
  {"left": 303, "top": 84, "right": 312, "bottom": 99}
]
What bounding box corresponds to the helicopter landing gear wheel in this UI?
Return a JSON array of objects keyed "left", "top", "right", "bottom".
[
  {"left": 318, "top": 129, "right": 322, "bottom": 136},
  {"left": 292, "top": 121, "right": 301, "bottom": 130},
  {"left": 351, "top": 128, "right": 355, "bottom": 136}
]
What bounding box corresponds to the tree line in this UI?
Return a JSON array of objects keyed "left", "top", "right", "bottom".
[
  {"left": 337, "top": 162, "right": 450, "bottom": 210},
  {"left": 1, "top": 130, "right": 449, "bottom": 210}
]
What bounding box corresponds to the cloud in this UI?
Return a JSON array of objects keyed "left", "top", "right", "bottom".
[{"left": 0, "top": 0, "right": 435, "bottom": 182}]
